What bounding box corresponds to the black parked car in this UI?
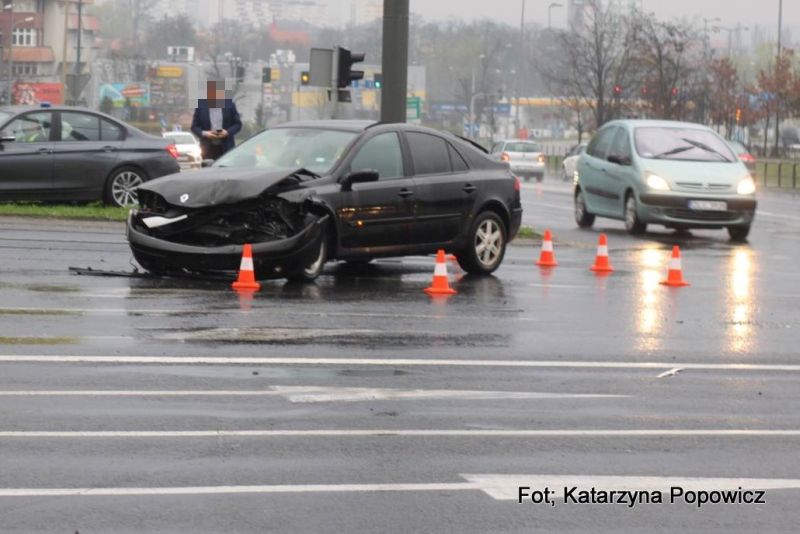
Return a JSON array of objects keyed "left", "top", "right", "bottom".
[
  {"left": 127, "top": 120, "right": 523, "bottom": 281},
  {"left": 0, "top": 105, "right": 181, "bottom": 207}
]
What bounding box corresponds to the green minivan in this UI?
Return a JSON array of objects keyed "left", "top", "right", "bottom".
[{"left": 574, "top": 120, "right": 757, "bottom": 241}]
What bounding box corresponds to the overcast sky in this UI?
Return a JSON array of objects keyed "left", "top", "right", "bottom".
[{"left": 407, "top": 0, "right": 796, "bottom": 35}]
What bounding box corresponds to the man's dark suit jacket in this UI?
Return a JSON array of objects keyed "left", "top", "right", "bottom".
[{"left": 190, "top": 99, "right": 242, "bottom": 156}]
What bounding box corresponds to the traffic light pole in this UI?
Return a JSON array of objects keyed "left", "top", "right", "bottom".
[{"left": 380, "top": 0, "right": 409, "bottom": 123}]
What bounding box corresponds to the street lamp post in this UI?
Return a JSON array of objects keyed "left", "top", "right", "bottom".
[
  {"left": 514, "top": 0, "right": 525, "bottom": 137},
  {"left": 774, "top": 0, "right": 783, "bottom": 156},
  {"left": 548, "top": 3, "right": 563, "bottom": 31}
]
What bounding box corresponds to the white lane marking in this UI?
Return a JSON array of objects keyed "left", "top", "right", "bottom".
[
  {"left": 657, "top": 368, "right": 684, "bottom": 379},
  {"left": 462, "top": 474, "right": 800, "bottom": 500},
  {"left": 0, "top": 429, "right": 798, "bottom": 438},
  {"left": 521, "top": 200, "right": 572, "bottom": 212},
  {"left": 0, "top": 387, "right": 627, "bottom": 403},
  {"left": 0, "top": 483, "right": 481, "bottom": 498},
  {"left": 758, "top": 210, "right": 800, "bottom": 222},
  {"left": 3, "top": 355, "right": 800, "bottom": 373}
]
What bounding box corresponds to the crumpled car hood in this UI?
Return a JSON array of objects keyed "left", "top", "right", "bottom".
[{"left": 138, "top": 167, "right": 307, "bottom": 208}]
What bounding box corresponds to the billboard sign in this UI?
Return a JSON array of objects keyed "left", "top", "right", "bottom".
[
  {"left": 99, "top": 83, "right": 151, "bottom": 108},
  {"left": 12, "top": 83, "right": 64, "bottom": 105}
]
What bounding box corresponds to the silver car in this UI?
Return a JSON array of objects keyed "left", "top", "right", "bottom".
[
  {"left": 561, "top": 142, "right": 587, "bottom": 181},
  {"left": 574, "top": 120, "right": 757, "bottom": 241},
  {"left": 490, "top": 139, "right": 546, "bottom": 182},
  {"left": 163, "top": 131, "right": 202, "bottom": 170}
]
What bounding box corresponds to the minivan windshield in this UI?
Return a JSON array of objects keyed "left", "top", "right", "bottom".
[
  {"left": 215, "top": 128, "right": 357, "bottom": 174},
  {"left": 165, "top": 133, "right": 197, "bottom": 145},
  {"left": 635, "top": 127, "right": 736, "bottom": 162}
]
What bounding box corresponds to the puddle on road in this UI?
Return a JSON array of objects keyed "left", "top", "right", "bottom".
[
  {"left": 0, "top": 308, "right": 81, "bottom": 316},
  {"left": 155, "top": 326, "right": 508, "bottom": 347},
  {"left": 0, "top": 282, "right": 82, "bottom": 293}
]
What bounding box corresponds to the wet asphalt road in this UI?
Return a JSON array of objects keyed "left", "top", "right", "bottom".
[{"left": 0, "top": 180, "right": 799, "bottom": 532}]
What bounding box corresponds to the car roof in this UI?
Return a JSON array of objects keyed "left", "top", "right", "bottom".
[
  {"left": 498, "top": 139, "right": 540, "bottom": 143},
  {"left": 276, "top": 120, "right": 376, "bottom": 132},
  {"left": 605, "top": 119, "right": 715, "bottom": 130}
]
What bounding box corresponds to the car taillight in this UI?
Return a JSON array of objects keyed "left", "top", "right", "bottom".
[
  {"left": 501, "top": 152, "right": 510, "bottom": 162},
  {"left": 740, "top": 153, "right": 755, "bottom": 163},
  {"left": 166, "top": 144, "right": 179, "bottom": 159},
  {"left": 514, "top": 175, "right": 521, "bottom": 192}
]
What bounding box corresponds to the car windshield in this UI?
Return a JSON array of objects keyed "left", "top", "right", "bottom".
[
  {"left": 635, "top": 127, "right": 736, "bottom": 162},
  {"left": 215, "top": 127, "right": 358, "bottom": 174},
  {"left": 165, "top": 133, "right": 196, "bottom": 145},
  {"left": 505, "top": 142, "right": 541, "bottom": 153}
]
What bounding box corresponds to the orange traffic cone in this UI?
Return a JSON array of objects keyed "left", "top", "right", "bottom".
[
  {"left": 536, "top": 230, "right": 558, "bottom": 267},
  {"left": 425, "top": 250, "right": 457, "bottom": 296},
  {"left": 660, "top": 245, "right": 690, "bottom": 287},
  {"left": 590, "top": 233, "right": 614, "bottom": 273},
  {"left": 232, "top": 244, "right": 261, "bottom": 291}
]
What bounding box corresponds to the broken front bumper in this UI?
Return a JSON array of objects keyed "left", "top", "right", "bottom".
[{"left": 126, "top": 211, "right": 328, "bottom": 279}]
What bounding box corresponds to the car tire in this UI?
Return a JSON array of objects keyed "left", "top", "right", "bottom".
[
  {"left": 105, "top": 166, "right": 147, "bottom": 207},
  {"left": 624, "top": 193, "right": 647, "bottom": 235},
  {"left": 536, "top": 174, "right": 543, "bottom": 183},
  {"left": 728, "top": 225, "right": 751, "bottom": 242},
  {"left": 574, "top": 189, "right": 595, "bottom": 228},
  {"left": 458, "top": 211, "right": 507, "bottom": 275},
  {"left": 287, "top": 230, "right": 327, "bottom": 282}
]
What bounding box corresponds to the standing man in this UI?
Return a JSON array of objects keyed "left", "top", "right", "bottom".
[{"left": 191, "top": 80, "right": 242, "bottom": 161}]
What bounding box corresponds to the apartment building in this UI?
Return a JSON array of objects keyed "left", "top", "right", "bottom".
[{"left": 0, "top": 0, "right": 97, "bottom": 103}]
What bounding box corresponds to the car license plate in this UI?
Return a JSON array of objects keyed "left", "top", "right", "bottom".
[{"left": 688, "top": 200, "right": 727, "bottom": 211}]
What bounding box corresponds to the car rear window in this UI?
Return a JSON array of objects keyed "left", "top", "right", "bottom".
[
  {"left": 505, "top": 142, "right": 541, "bottom": 153},
  {"left": 635, "top": 127, "right": 736, "bottom": 162},
  {"left": 166, "top": 133, "right": 196, "bottom": 145}
]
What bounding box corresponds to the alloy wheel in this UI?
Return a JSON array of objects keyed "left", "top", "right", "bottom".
[
  {"left": 474, "top": 218, "right": 503, "bottom": 268},
  {"left": 111, "top": 171, "right": 143, "bottom": 207}
]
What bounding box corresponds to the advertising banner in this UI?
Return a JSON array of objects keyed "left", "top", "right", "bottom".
[
  {"left": 12, "top": 82, "right": 64, "bottom": 105},
  {"left": 99, "top": 83, "right": 151, "bottom": 108}
]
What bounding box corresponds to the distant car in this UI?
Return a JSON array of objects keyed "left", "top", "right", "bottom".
[
  {"left": 163, "top": 131, "right": 202, "bottom": 170},
  {"left": 127, "top": 120, "right": 523, "bottom": 281},
  {"left": 0, "top": 105, "right": 180, "bottom": 207},
  {"left": 727, "top": 140, "right": 756, "bottom": 173},
  {"left": 562, "top": 143, "right": 588, "bottom": 181},
  {"left": 490, "top": 139, "right": 546, "bottom": 182},
  {"left": 574, "top": 120, "right": 757, "bottom": 241}
]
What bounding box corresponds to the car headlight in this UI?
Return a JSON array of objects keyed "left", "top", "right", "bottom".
[
  {"left": 737, "top": 176, "right": 756, "bottom": 195},
  {"left": 646, "top": 173, "right": 670, "bottom": 191}
]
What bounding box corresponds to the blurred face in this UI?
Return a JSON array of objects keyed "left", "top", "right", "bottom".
[{"left": 206, "top": 82, "right": 218, "bottom": 102}]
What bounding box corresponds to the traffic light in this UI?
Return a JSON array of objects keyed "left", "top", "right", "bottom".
[
  {"left": 373, "top": 73, "right": 382, "bottom": 90},
  {"left": 300, "top": 71, "right": 310, "bottom": 85},
  {"left": 671, "top": 87, "right": 679, "bottom": 97},
  {"left": 736, "top": 108, "right": 742, "bottom": 123},
  {"left": 262, "top": 67, "right": 271, "bottom": 84},
  {"left": 336, "top": 47, "right": 365, "bottom": 88},
  {"left": 613, "top": 85, "right": 622, "bottom": 95}
]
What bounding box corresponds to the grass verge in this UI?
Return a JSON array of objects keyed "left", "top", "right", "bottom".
[
  {"left": 516, "top": 226, "right": 542, "bottom": 240},
  {"left": 0, "top": 202, "right": 128, "bottom": 221}
]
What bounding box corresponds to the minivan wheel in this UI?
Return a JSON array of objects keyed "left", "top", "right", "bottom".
[
  {"left": 728, "top": 224, "right": 751, "bottom": 242},
  {"left": 458, "top": 211, "right": 507, "bottom": 275},
  {"left": 574, "top": 189, "right": 595, "bottom": 228},
  {"left": 287, "top": 232, "right": 327, "bottom": 282},
  {"left": 624, "top": 194, "right": 647, "bottom": 235},
  {"left": 106, "top": 166, "right": 146, "bottom": 207}
]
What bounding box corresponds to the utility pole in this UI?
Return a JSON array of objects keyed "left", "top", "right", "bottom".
[
  {"left": 380, "top": 0, "right": 409, "bottom": 123},
  {"left": 74, "top": 0, "right": 83, "bottom": 104},
  {"left": 515, "top": 0, "right": 525, "bottom": 136},
  {"left": 774, "top": 0, "right": 783, "bottom": 156}
]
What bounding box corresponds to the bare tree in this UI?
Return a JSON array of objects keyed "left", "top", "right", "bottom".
[{"left": 537, "top": 0, "right": 638, "bottom": 129}]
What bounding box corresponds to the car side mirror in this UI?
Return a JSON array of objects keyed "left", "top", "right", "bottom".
[
  {"left": 607, "top": 154, "right": 631, "bottom": 166},
  {"left": 341, "top": 169, "right": 379, "bottom": 192},
  {"left": 0, "top": 135, "right": 16, "bottom": 143},
  {"left": 201, "top": 159, "right": 215, "bottom": 168}
]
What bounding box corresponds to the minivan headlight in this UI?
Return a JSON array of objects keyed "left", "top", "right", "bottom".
[
  {"left": 646, "top": 173, "right": 670, "bottom": 191},
  {"left": 737, "top": 176, "right": 756, "bottom": 195}
]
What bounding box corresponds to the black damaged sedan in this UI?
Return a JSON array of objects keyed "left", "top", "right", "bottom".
[{"left": 127, "top": 120, "right": 523, "bottom": 281}]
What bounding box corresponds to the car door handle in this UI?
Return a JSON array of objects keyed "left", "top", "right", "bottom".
[
  {"left": 102, "top": 145, "right": 117, "bottom": 152},
  {"left": 463, "top": 184, "right": 477, "bottom": 193},
  {"left": 397, "top": 188, "right": 414, "bottom": 198},
  {"left": 37, "top": 147, "right": 52, "bottom": 155}
]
